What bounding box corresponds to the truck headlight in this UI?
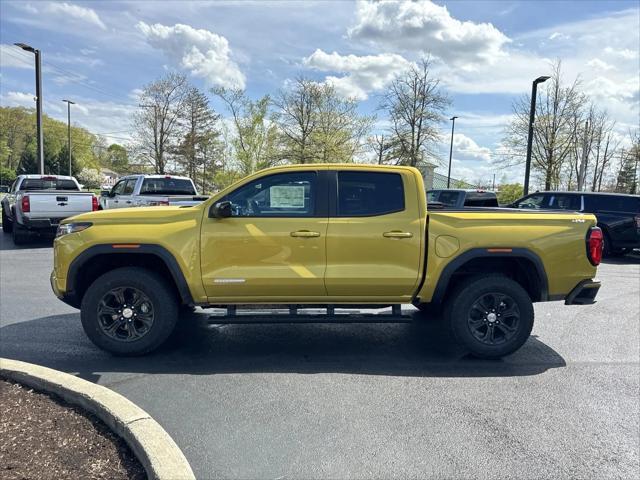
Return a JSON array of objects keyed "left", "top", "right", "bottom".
[{"left": 56, "top": 222, "right": 92, "bottom": 238}]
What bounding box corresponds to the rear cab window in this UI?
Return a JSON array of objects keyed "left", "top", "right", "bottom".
[
  {"left": 337, "top": 171, "right": 404, "bottom": 216},
  {"left": 140, "top": 178, "right": 196, "bottom": 195},
  {"left": 514, "top": 194, "right": 548, "bottom": 209},
  {"left": 19, "top": 178, "right": 79, "bottom": 191},
  {"left": 548, "top": 194, "right": 581, "bottom": 211}
]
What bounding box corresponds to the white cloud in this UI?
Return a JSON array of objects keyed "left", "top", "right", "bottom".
[
  {"left": 45, "top": 2, "right": 106, "bottom": 30},
  {"left": 348, "top": 0, "right": 510, "bottom": 69},
  {"left": 2, "top": 91, "right": 36, "bottom": 107},
  {"left": 586, "top": 58, "right": 615, "bottom": 71},
  {"left": 603, "top": 47, "right": 638, "bottom": 60},
  {"left": 137, "top": 22, "right": 245, "bottom": 89},
  {"left": 0, "top": 44, "right": 34, "bottom": 70},
  {"left": 451, "top": 133, "right": 492, "bottom": 162},
  {"left": 302, "top": 49, "right": 412, "bottom": 99},
  {"left": 548, "top": 32, "right": 569, "bottom": 41}
]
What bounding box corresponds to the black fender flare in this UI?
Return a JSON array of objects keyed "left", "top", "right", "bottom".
[
  {"left": 428, "top": 247, "right": 549, "bottom": 304},
  {"left": 64, "top": 244, "right": 194, "bottom": 307}
]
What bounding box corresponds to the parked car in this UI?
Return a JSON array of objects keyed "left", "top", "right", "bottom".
[
  {"left": 52, "top": 165, "right": 602, "bottom": 358},
  {"left": 427, "top": 189, "right": 499, "bottom": 208},
  {"left": 2, "top": 175, "right": 98, "bottom": 245},
  {"left": 99, "top": 174, "right": 208, "bottom": 210},
  {"left": 510, "top": 191, "right": 640, "bottom": 255}
]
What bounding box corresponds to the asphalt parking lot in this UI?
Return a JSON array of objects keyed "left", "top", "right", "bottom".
[{"left": 1, "top": 233, "right": 639, "bottom": 479}]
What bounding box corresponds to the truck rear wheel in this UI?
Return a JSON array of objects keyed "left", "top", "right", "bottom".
[
  {"left": 2, "top": 208, "right": 13, "bottom": 234},
  {"left": 12, "top": 223, "right": 28, "bottom": 245},
  {"left": 80, "top": 267, "right": 179, "bottom": 356},
  {"left": 444, "top": 275, "right": 534, "bottom": 359}
]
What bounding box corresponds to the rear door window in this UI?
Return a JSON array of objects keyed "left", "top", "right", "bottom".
[
  {"left": 337, "top": 171, "right": 404, "bottom": 216},
  {"left": 585, "top": 195, "right": 640, "bottom": 213}
]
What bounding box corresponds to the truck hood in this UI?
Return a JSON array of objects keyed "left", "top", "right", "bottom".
[{"left": 64, "top": 205, "right": 201, "bottom": 224}]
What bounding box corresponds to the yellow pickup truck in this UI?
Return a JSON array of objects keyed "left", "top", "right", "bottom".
[{"left": 51, "top": 164, "right": 603, "bottom": 358}]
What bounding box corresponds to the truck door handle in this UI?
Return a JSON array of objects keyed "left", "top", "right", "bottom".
[
  {"left": 126, "top": 201, "right": 132, "bottom": 204},
  {"left": 290, "top": 230, "right": 321, "bottom": 238},
  {"left": 383, "top": 231, "right": 413, "bottom": 238}
]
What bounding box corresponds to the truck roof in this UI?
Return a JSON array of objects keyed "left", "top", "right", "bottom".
[
  {"left": 120, "top": 174, "right": 193, "bottom": 180},
  {"left": 18, "top": 174, "right": 76, "bottom": 180}
]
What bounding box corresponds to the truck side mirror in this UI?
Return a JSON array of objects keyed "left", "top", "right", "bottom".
[
  {"left": 209, "top": 200, "right": 232, "bottom": 218},
  {"left": 100, "top": 190, "right": 110, "bottom": 197}
]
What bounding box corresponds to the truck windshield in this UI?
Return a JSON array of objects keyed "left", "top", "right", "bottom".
[
  {"left": 140, "top": 178, "right": 196, "bottom": 195},
  {"left": 20, "top": 178, "right": 79, "bottom": 191}
]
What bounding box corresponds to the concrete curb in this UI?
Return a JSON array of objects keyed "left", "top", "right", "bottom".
[{"left": 0, "top": 358, "right": 195, "bottom": 480}]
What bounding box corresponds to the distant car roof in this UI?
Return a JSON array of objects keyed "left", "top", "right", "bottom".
[
  {"left": 120, "top": 174, "right": 192, "bottom": 180},
  {"left": 529, "top": 191, "right": 638, "bottom": 198},
  {"left": 19, "top": 174, "right": 75, "bottom": 180}
]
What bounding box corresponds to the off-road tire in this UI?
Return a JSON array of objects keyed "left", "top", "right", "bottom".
[
  {"left": 80, "top": 267, "right": 179, "bottom": 356},
  {"left": 444, "top": 274, "right": 534, "bottom": 359},
  {"left": 1, "top": 208, "right": 13, "bottom": 234}
]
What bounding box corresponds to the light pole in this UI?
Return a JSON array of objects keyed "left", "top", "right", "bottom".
[
  {"left": 62, "top": 99, "right": 75, "bottom": 175},
  {"left": 447, "top": 116, "right": 458, "bottom": 188},
  {"left": 14, "top": 43, "right": 44, "bottom": 174},
  {"left": 523, "top": 75, "right": 551, "bottom": 195}
]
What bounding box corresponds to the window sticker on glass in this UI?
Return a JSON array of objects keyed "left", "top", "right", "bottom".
[{"left": 270, "top": 185, "right": 305, "bottom": 208}]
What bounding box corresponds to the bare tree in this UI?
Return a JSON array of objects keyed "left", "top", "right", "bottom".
[
  {"left": 213, "top": 87, "right": 280, "bottom": 175},
  {"left": 368, "top": 134, "right": 393, "bottom": 165},
  {"left": 272, "top": 77, "right": 321, "bottom": 164},
  {"left": 380, "top": 58, "right": 450, "bottom": 167},
  {"left": 133, "top": 72, "right": 189, "bottom": 174},
  {"left": 502, "top": 61, "right": 583, "bottom": 190},
  {"left": 313, "top": 83, "right": 373, "bottom": 163}
]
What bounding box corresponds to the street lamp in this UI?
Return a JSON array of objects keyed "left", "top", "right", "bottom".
[
  {"left": 523, "top": 75, "right": 551, "bottom": 195},
  {"left": 14, "top": 43, "right": 44, "bottom": 174},
  {"left": 62, "top": 99, "right": 75, "bottom": 176},
  {"left": 447, "top": 116, "right": 458, "bottom": 188}
]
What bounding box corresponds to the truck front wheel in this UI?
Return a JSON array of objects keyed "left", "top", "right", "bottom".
[
  {"left": 444, "top": 275, "right": 534, "bottom": 359},
  {"left": 80, "top": 267, "right": 179, "bottom": 356}
]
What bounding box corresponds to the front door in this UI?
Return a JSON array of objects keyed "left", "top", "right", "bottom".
[
  {"left": 325, "top": 169, "right": 423, "bottom": 299},
  {"left": 200, "top": 170, "right": 328, "bottom": 300}
]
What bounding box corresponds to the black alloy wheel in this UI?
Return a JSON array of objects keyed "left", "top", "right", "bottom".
[{"left": 97, "top": 287, "right": 155, "bottom": 342}]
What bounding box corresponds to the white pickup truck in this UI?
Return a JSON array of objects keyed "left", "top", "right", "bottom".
[
  {"left": 1, "top": 175, "right": 98, "bottom": 245},
  {"left": 99, "top": 174, "right": 208, "bottom": 210}
]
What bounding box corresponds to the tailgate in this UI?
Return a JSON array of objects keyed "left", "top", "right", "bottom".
[
  {"left": 167, "top": 195, "right": 208, "bottom": 206},
  {"left": 25, "top": 192, "right": 94, "bottom": 218}
]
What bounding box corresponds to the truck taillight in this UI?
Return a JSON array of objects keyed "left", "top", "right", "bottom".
[
  {"left": 586, "top": 227, "right": 603, "bottom": 266},
  {"left": 21, "top": 195, "right": 30, "bottom": 213},
  {"left": 92, "top": 195, "right": 99, "bottom": 211}
]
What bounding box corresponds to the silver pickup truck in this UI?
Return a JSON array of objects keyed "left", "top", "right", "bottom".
[
  {"left": 1, "top": 175, "right": 98, "bottom": 244},
  {"left": 99, "top": 174, "right": 208, "bottom": 210}
]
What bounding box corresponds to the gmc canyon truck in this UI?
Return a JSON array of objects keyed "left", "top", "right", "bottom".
[
  {"left": 99, "top": 174, "right": 208, "bottom": 210},
  {"left": 51, "top": 165, "right": 603, "bottom": 358},
  {"left": 2, "top": 175, "right": 98, "bottom": 245}
]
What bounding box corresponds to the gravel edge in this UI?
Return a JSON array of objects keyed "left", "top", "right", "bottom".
[{"left": 0, "top": 358, "right": 195, "bottom": 480}]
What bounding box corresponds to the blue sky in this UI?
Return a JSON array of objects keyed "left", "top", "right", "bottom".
[{"left": 1, "top": 0, "right": 638, "bottom": 184}]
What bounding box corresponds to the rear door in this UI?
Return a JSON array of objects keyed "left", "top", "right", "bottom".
[
  {"left": 115, "top": 178, "right": 137, "bottom": 208},
  {"left": 585, "top": 195, "right": 640, "bottom": 247},
  {"left": 325, "top": 169, "right": 422, "bottom": 298},
  {"left": 105, "top": 179, "right": 127, "bottom": 209}
]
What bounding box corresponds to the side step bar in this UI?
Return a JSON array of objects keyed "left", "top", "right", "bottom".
[{"left": 207, "top": 304, "right": 414, "bottom": 325}]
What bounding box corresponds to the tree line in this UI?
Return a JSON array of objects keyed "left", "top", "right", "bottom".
[
  {"left": 129, "top": 59, "right": 450, "bottom": 193},
  {"left": 1, "top": 58, "right": 637, "bottom": 194},
  {"left": 502, "top": 61, "right": 639, "bottom": 194}
]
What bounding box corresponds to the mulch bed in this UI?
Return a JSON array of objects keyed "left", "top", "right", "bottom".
[{"left": 0, "top": 379, "right": 146, "bottom": 480}]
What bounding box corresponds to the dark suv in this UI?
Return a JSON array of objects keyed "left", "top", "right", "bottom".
[{"left": 511, "top": 191, "right": 640, "bottom": 255}]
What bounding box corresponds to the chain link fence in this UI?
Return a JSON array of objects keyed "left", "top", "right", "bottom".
[{"left": 425, "top": 170, "right": 478, "bottom": 190}]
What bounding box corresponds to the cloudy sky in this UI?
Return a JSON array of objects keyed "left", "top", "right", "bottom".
[{"left": 1, "top": 0, "right": 638, "bottom": 183}]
